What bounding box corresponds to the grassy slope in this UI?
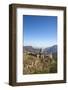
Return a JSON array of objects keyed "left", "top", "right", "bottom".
[{"left": 23, "top": 53, "right": 57, "bottom": 74}]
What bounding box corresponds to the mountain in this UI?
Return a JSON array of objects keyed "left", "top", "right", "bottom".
[
  {"left": 43, "top": 45, "right": 57, "bottom": 54},
  {"left": 23, "top": 46, "right": 40, "bottom": 53},
  {"left": 23, "top": 45, "right": 57, "bottom": 54}
]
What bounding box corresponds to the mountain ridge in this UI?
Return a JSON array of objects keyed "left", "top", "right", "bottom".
[{"left": 23, "top": 45, "right": 57, "bottom": 54}]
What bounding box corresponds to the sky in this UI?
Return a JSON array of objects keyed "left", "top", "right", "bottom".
[{"left": 23, "top": 15, "right": 57, "bottom": 48}]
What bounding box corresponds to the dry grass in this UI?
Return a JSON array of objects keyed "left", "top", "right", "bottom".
[{"left": 23, "top": 53, "right": 57, "bottom": 74}]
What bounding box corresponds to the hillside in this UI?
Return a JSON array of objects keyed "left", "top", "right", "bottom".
[{"left": 23, "top": 45, "right": 57, "bottom": 74}]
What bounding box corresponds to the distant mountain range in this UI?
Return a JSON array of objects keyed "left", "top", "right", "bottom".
[
  {"left": 43, "top": 45, "right": 57, "bottom": 54},
  {"left": 23, "top": 46, "right": 40, "bottom": 53},
  {"left": 23, "top": 45, "right": 57, "bottom": 54}
]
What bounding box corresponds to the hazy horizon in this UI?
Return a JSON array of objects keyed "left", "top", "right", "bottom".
[
  {"left": 23, "top": 15, "right": 57, "bottom": 48},
  {"left": 23, "top": 44, "right": 57, "bottom": 49}
]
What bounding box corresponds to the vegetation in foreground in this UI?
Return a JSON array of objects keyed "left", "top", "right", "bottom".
[{"left": 23, "top": 51, "right": 57, "bottom": 75}]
